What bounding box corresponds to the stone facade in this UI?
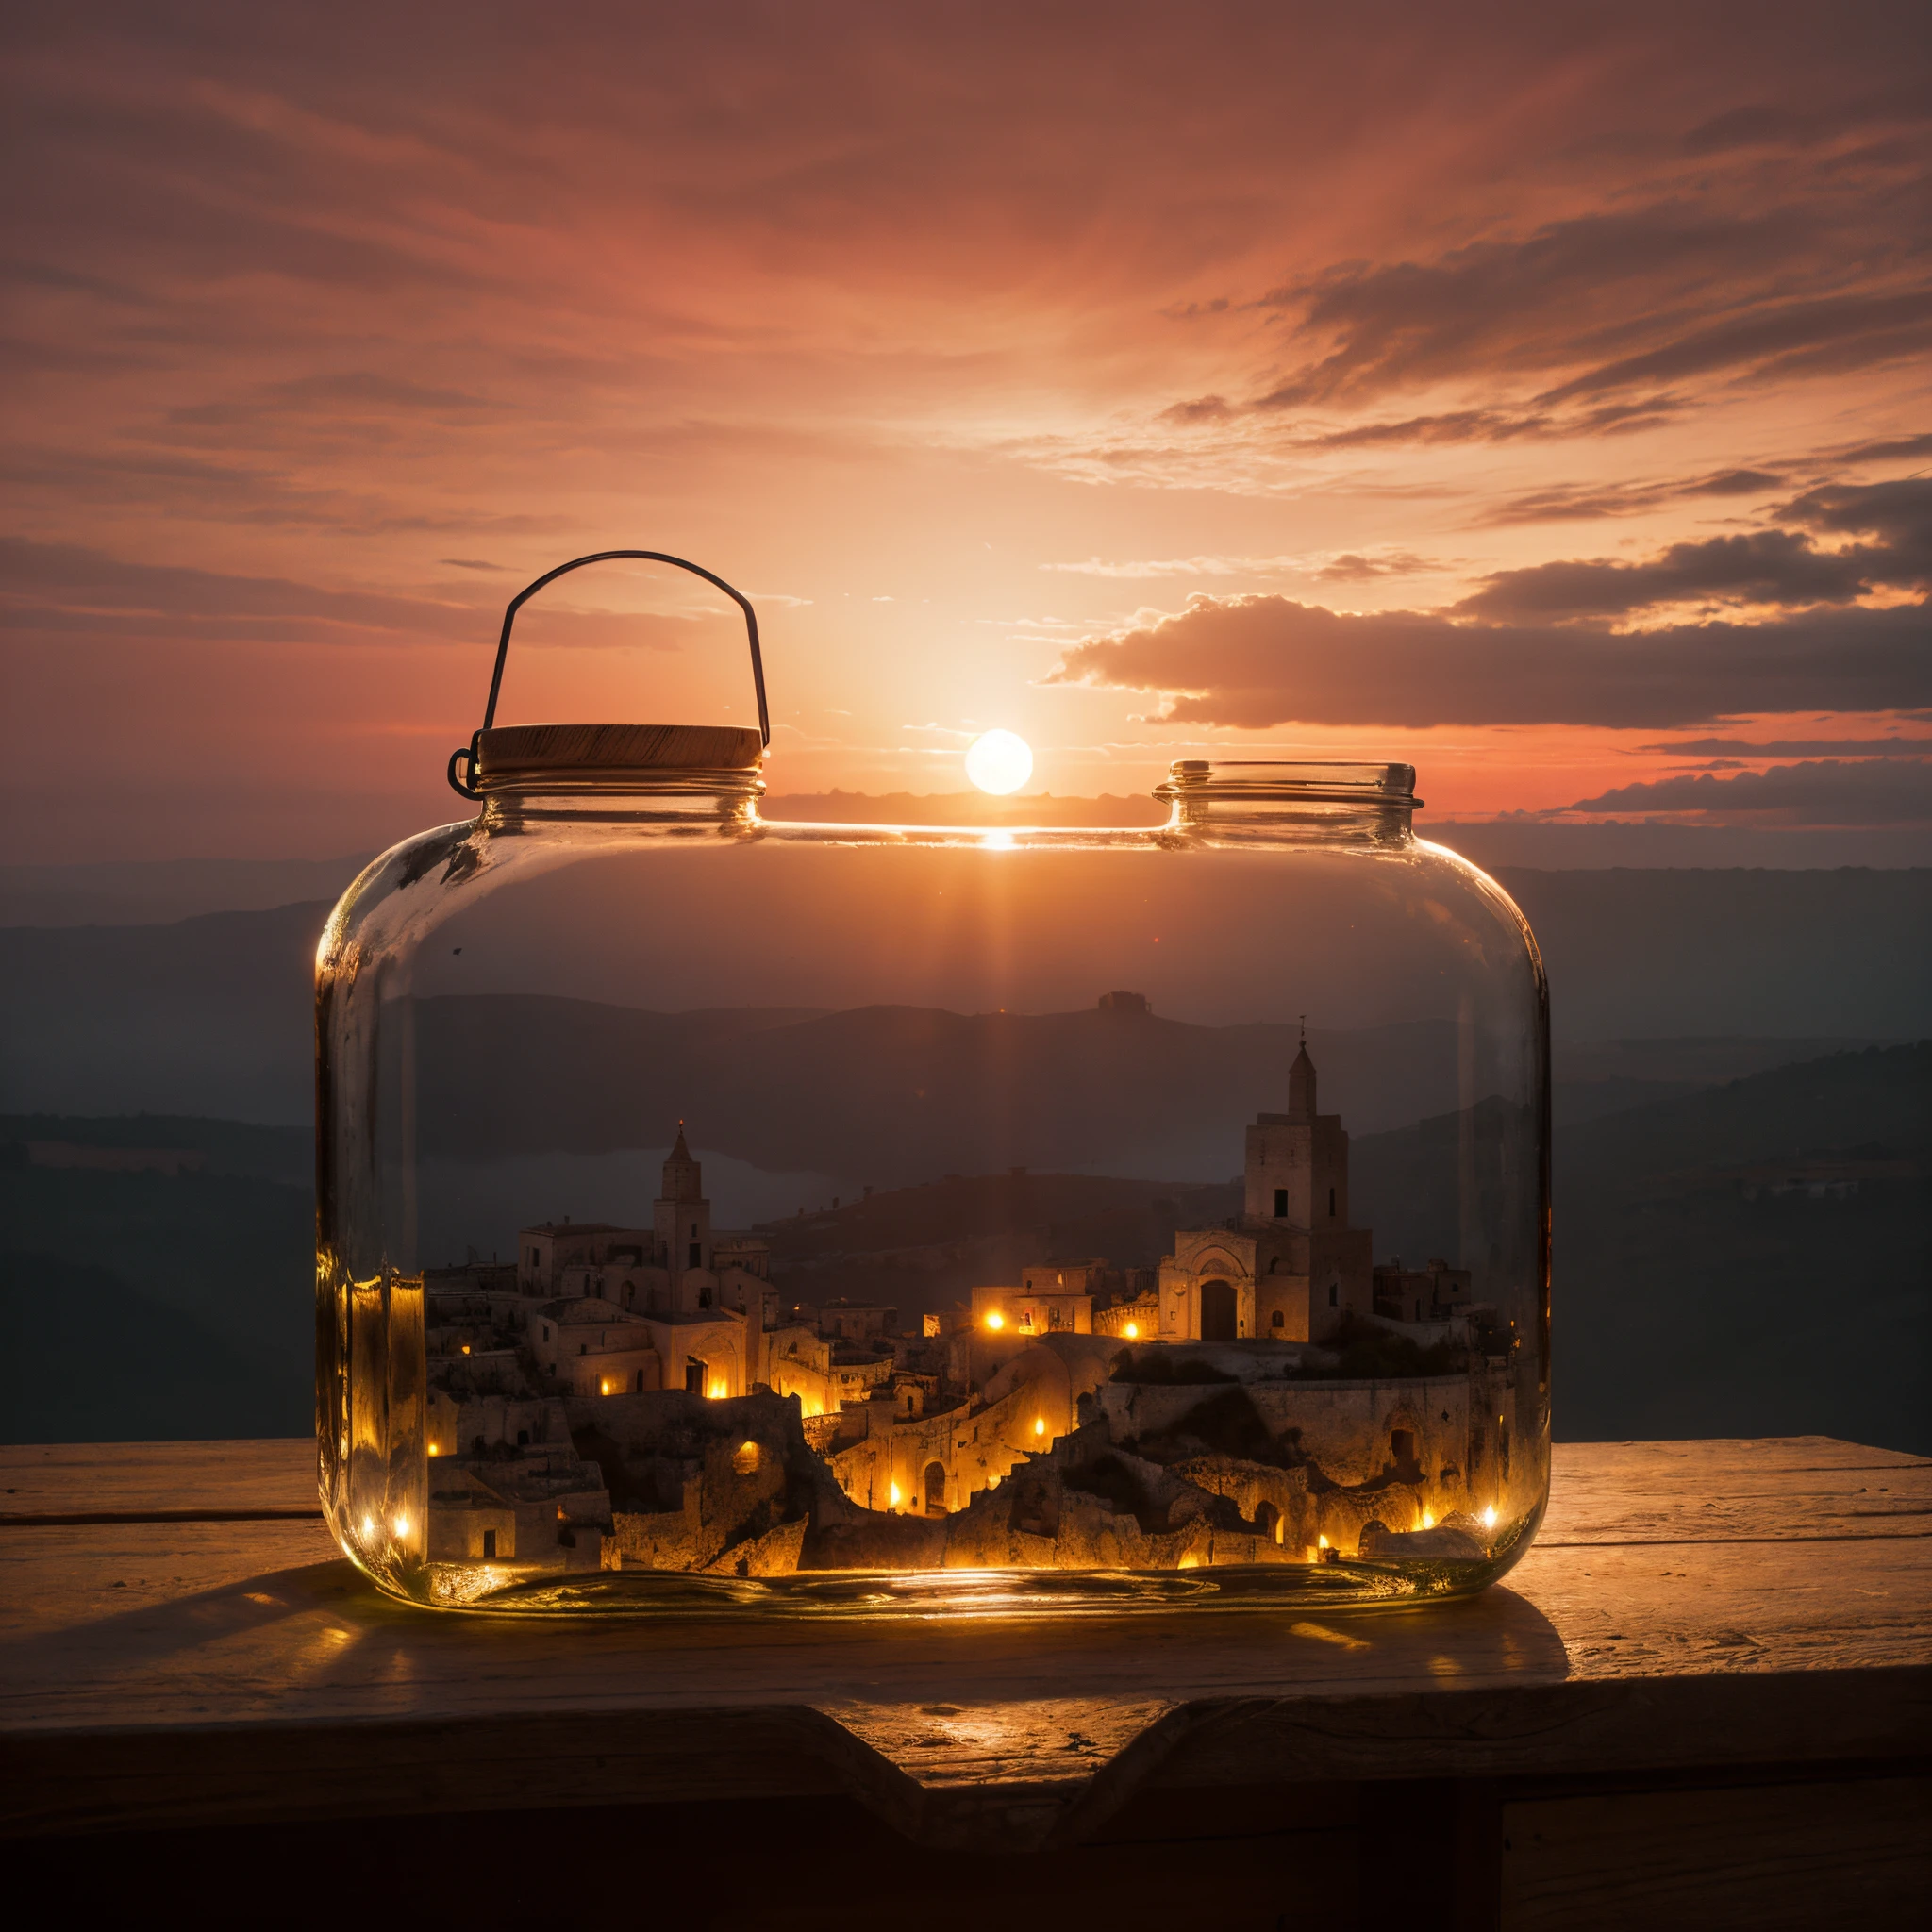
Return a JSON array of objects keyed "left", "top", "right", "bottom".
[{"left": 1159, "top": 1041, "right": 1373, "bottom": 1344}]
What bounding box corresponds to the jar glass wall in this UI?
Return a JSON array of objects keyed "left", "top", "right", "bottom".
[{"left": 317, "top": 752, "right": 1548, "bottom": 1615}]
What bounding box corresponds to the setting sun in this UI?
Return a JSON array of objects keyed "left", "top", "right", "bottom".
[{"left": 964, "top": 729, "right": 1033, "bottom": 796}]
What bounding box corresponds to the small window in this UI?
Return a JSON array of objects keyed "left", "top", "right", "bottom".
[
  {"left": 516, "top": 1428, "right": 529, "bottom": 1447},
  {"left": 733, "top": 1441, "right": 761, "bottom": 1474},
  {"left": 1328, "top": 1283, "right": 1338, "bottom": 1307},
  {"left": 1391, "top": 1427, "right": 1415, "bottom": 1464},
  {"left": 1271, "top": 1310, "right": 1284, "bottom": 1329},
  {"left": 689, "top": 1242, "right": 702, "bottom": 1269},
  {"left": 1273, "top": 1187, "right": 1287, "bottom": 1218}
]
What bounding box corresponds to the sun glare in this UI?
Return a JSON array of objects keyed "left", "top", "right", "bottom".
[{"left": 965, "top": 728, "right": 1033, "bottom": 795}]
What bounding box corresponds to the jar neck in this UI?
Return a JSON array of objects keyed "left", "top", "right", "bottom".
[
  {"left": 1157, "top": 761, "right": 1419, "bottom": 843},
  {"left": 477, "top": 769, "right": 764, "bottom": 829}
]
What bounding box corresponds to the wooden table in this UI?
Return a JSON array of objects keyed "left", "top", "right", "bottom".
[{"left": 2, "top": 1436, "right": 1926, "bottom": 1929}]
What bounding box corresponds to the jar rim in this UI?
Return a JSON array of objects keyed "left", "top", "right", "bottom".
[{"left": 1157, "top": 759, "right": 1421, "bottom": 809}]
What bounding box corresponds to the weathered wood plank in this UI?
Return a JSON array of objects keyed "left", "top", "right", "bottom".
[
  {"left": 7, "top": 1433, "right": 1924, "bottom": 1531},
  {"left": 1540, "top": 1437, "right": 1931, "bottom": 1545},
  {"left": 1500, "top": 1776, "right": 1932, "bottom": 1930},
  {"left": 0, "top": 1440, "right": 315, "bottom": 1521},
  {"left": 2, "top": 1438, "right": 1928, "bottom": 1846},
  {"left": 4, "top": 1520, "right": 1927, "bottom": 1738}
]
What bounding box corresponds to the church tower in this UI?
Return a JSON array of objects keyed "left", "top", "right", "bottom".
[{"left": 654, "top": 1124, "right": 712, "bottom": 1272}]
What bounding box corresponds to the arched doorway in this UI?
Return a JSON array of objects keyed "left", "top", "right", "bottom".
[
  {"left": 1255, "top": 1500, "right": 1280, "bottom": 1544},
  {"left": 923, "top": 1460, "right": 947, "bottom": 1515},
  {"left": 1201, "top": 1278, "right": 1237, "bottom": 1341}
]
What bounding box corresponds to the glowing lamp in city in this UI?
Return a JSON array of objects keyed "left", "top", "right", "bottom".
[
  {"left": 964, "top": 728, "right": 1033, "bottom": 795},
  {"left": 984, "top": 1310, "right": 1005, "bottom": 1331},
  {"left": 708, "top": 1378, "right": 728, "bottom": 1400},
  {"left": 889, "top": 1481, "right": 903, "bottom": 1507},
  {"left": 1123, "top": 1322, "right": 1139, "bottom": 1340},
  {"left": 391, "top": 1513, "right": 410, "bottom": 1540},
  {"left": 1034, "top": 1417, "right": 1046, "bottom": 1437}
]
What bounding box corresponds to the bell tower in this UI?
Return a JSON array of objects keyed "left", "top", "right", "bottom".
[{"left": 654, "top": 1124, "right": 712, "bottom": 1272}]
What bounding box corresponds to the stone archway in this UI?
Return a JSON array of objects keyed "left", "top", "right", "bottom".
[
  {"left": 923, "top": 1460, "right": 947, "bottom": 1516},
  {"left": 1201, "top": 1278, "right": 1237, "bottom": 1341}
]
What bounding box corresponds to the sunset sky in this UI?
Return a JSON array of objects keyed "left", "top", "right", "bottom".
[{"left": 4, "top": 2, "right": 1928, "bottom": 859}]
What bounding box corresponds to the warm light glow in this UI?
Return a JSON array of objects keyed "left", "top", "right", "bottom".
[
  {"left": 984, "top": 1310, "right": 1005, "bottom": 1331},
  {"left": 1123, "top": 1322, "right": 1139, "bottom": 1340},
  {"left": 391, "top": 1513, "right": 410, "bottom": 1539},
  {"left": 707, "top": 1378, "right": 728, "bottom": 1399},
  {"left": 1033, "top": 1416, "right": 1046, "bottom": 1436},
  {"left": 1481, "top": 1505, "right": 1498, "bottom": 1529},
  {"left": 599, "top": 1378, "right": 611, "bottom": 1395},
  {"left": 460, "top": 1343, "right": 470, "bottom": 1355},
  {"left": 1420, "top": 1509, "right": 1436, "bottom": 1530},
  {"left": 1177, "top": 1552, "right": 1201, "bottom": 1569},
  {"left": 889, "top": 1481, "right": 903, "bottom": 1507},
  {"left": 1317, "top": 1534, "right": 1330, "bottom": 1549},
  {"left": 964, "top": 728, "right": 1033, "bottom": 796},
  {"left": 360, "top": 1514, "right": 375, "bottom": 1540},
  {"left": 427, "top": 1444, "right": 440, "bottom": 1457}
]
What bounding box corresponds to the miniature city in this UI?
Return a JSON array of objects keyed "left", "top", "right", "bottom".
[{"left": 420, "top": 1040, "right": 1532, "bottom": 1585}]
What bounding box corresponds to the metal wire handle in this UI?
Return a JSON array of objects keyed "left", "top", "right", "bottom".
[{"left": 447, "top": 550, "right": 770, "bottom": 800}]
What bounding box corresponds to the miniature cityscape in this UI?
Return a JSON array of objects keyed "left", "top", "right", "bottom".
[{"left": 420, "top": 1038, "right": 1530, "bottom": 1584}]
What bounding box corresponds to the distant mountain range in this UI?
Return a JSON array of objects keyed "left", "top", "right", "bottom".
[
  {"left": 2, "top": 869, "right": 1925, "bottom": 1129},
  {"left": 5, "top": 1044, "right": 1921, "bottom": 1452}
]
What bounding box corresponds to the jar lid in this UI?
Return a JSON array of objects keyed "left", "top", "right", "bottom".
[
  {"left": 449, "top": 551, "right": 770, "bottom": 804},
  {"left": 471, "top": 723, "right": 763, "bottom": 794}
]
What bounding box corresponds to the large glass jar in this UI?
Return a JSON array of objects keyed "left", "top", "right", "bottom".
[{"left": 316, "top": 555, "right": 1550, "bottom": 1615}]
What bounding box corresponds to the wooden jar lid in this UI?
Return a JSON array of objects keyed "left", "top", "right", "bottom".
[{"left": 472, "top": 724, "right": 763, "bottom": 791}]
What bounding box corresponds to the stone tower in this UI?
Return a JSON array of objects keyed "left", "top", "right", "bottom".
[{"left": 654, "top": 1124, "right": 712, "bottom": 1273}]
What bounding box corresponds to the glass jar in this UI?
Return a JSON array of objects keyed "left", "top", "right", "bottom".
[{"left": 316, "top": 554, "right": 1550, "bottom": 1615}]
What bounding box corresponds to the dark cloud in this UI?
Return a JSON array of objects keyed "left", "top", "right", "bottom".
[
  {"left": 0, "top": 538, "right": 486, "bottom": 644},
  {"left": 1683, "top": 90, "right": 1932, "bottom": 157},
  {"left": 1561, "top": 758, "right": 1932, "bottom": 824},
  {"left": 1831, "top": 431, "right": 1932, "bottom": 464},
  {"left": 439, "top": 558, "right": 508, "bottom": 573},
  {"left": 1246, "top": 195, "right": 1932, "bottom": 415},
  {"left": 1538, "top": 290, "right": 1932, "bottom": 404},
  {"left": 1311, "top": 552, "right": 1441, "bottom": 583},
  {"left": 0, "top": 539, "right": 708, "bottom": 651},
  {"left": 1454, "top": 530, "right": 1884, "bottom": 622},
  {"left": 1777, "top": 476, "right": 1932, "bottom": 578},
  {"left": 1046, "top": 593, "right": 1931, "bottom": 729},
  {"left": 1642, "top": 735, "right": 1932, "bottom": 758},
  {"left": 1474, "top": 466, "right": 1788, "bottom": 526},
  {"left": 168, "top": 374, "right": 496, "bottom": 428}
]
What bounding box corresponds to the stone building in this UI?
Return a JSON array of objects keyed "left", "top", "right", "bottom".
[
  {"left": 1158, "top": 1039, "right": 1373, "bottom": 1343},
  {"left": 513, "top": 1130, "right": 776, "bottom": 1380},
  {"left": 970, "top": 1262, "right": 1101, "bottom": 1337},
  {"left": 1373, "top": 1257, "right": 1474, "bottom": 1325}
]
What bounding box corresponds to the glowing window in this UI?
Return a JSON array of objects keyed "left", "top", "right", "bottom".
[{"left": 733, "top": 1441, "right": 761, "bottom": 1474}]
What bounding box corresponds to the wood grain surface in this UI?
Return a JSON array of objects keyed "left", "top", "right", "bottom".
[{"left": 2, "top": 1435, "right": 1926, "bottom": 1856}]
